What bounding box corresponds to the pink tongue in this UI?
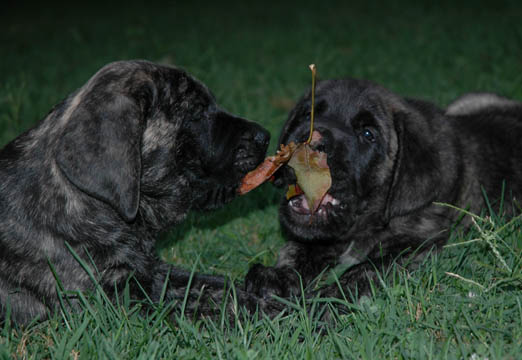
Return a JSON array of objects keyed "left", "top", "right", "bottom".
[{"left": 298, "top": 193, "right": 334, "bottom": 212}]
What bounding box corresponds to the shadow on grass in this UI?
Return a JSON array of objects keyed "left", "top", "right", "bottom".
[{"left": 156, "top": 184, "right": 283, "bottom": 249}]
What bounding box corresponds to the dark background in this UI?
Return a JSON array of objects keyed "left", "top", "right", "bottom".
[
  {"left": 2, "top": 0, "right": 521, "bottom": 146},
  {"left": 1, "top": 2, "right": 521, "bottom": 357}
]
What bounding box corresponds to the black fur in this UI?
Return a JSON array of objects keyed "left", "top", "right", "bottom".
[
  {"left": 245, "top": 79, "right": 522, "bottom": 302},
  {"left": 0, "top": 60, "right": 275, "bottom": 325}
]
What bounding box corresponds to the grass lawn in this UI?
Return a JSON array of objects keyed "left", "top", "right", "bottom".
[{"left": 1, "top": 0, "right": 521, "bottom": 358}]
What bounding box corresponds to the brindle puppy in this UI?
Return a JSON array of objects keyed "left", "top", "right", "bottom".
[
  {"left": 245, "top": 79, "right": 522, "bottom": 301},
  {"left": 0, "top": 60, "right": 273, "bottom": 325}
]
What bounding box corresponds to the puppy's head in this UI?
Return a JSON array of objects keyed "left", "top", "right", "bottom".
[
  {"left": 55, "top": 60, "right": 269, "bottom": 225},
  {"left": 275, "top": 79, "right": 441, "bottom": 243},
  {"left": 172, "top": 90, "right": 270, "bottom": 212}
]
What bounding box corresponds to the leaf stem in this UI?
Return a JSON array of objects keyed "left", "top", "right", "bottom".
[{"left": 306, "top": 64, "right": 317, "bottom": 144}]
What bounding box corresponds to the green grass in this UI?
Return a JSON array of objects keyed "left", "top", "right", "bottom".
[{"left": 1, "top": 0, "right": 521, "bottom": 358}]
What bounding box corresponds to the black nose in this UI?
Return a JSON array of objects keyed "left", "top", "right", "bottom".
[
  {"left": 234, "top": 124, "right": 270, "bottom": 173},
  {"left": 254, "top": 127, "right": 270, "bottom": 149},
  {"left": 241, "top": 124, "right": 270, "bottom": 151}
]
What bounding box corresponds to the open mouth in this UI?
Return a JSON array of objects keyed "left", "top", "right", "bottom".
[{"left": 287, "top": 192, "right": 341, "bottom": 219}]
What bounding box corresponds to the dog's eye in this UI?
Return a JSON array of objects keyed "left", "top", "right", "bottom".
[{"left": 361, "top": 128, "right": 376, "bottom": 143}]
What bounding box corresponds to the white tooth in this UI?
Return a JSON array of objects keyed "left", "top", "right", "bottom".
[{"left": 332, "top": 198, "right": 340, "bottom": 206}]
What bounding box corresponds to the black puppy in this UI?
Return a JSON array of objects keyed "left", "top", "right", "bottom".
[
  {"left": 246, "top": 79, "right": 522, "bottom": 301},
  {"left": 0, "top": 60, "right": 272, "bottom": 324}
]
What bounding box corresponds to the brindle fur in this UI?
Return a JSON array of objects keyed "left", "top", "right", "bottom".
[
  {"left": 245, "top": 79, "right": 522, "bottom": 302},
  {"left": 0, "top": 60, "right": 278, "bottom": 325}
]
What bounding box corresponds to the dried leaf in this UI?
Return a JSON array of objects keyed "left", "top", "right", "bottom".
[
  {"left": 239, "top": 134, "right": 332, "bottom": 215},
  {"left": 285, "top": 184, "right": 303, "bottom": 200},
  {"left": 239, "top": 140, "right": 332, "bottom": 215},
  {"left": 287, "top": 143, "right": 331, "bottom": 212},
  {"left": 238, "top": 142, "right": 297, "bottom": 195},
  {"left": 239, "top": 63, "right": 332, "bottom": 215}
]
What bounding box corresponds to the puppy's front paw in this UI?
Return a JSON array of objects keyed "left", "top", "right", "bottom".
[{"left": 245, "top": 263, "right": 300, "bottom": 299}]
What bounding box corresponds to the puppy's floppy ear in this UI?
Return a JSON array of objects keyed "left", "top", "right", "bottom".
[
  {"left": 384, "top": 111, "right": 441, "bottom": 220},
  {"left": 56, "top": 92, "right": 143, "bottom": 222}
]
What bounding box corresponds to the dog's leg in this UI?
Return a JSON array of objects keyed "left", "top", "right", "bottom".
[
  {"left": 245, "top": 240, "right": 341, "bottom": 299},
  {"left": 0, "top": 279, "right": 49, "bottom": 325},
  {"left": 149, "top": 263, "right": 284, "bottom": 319}
]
